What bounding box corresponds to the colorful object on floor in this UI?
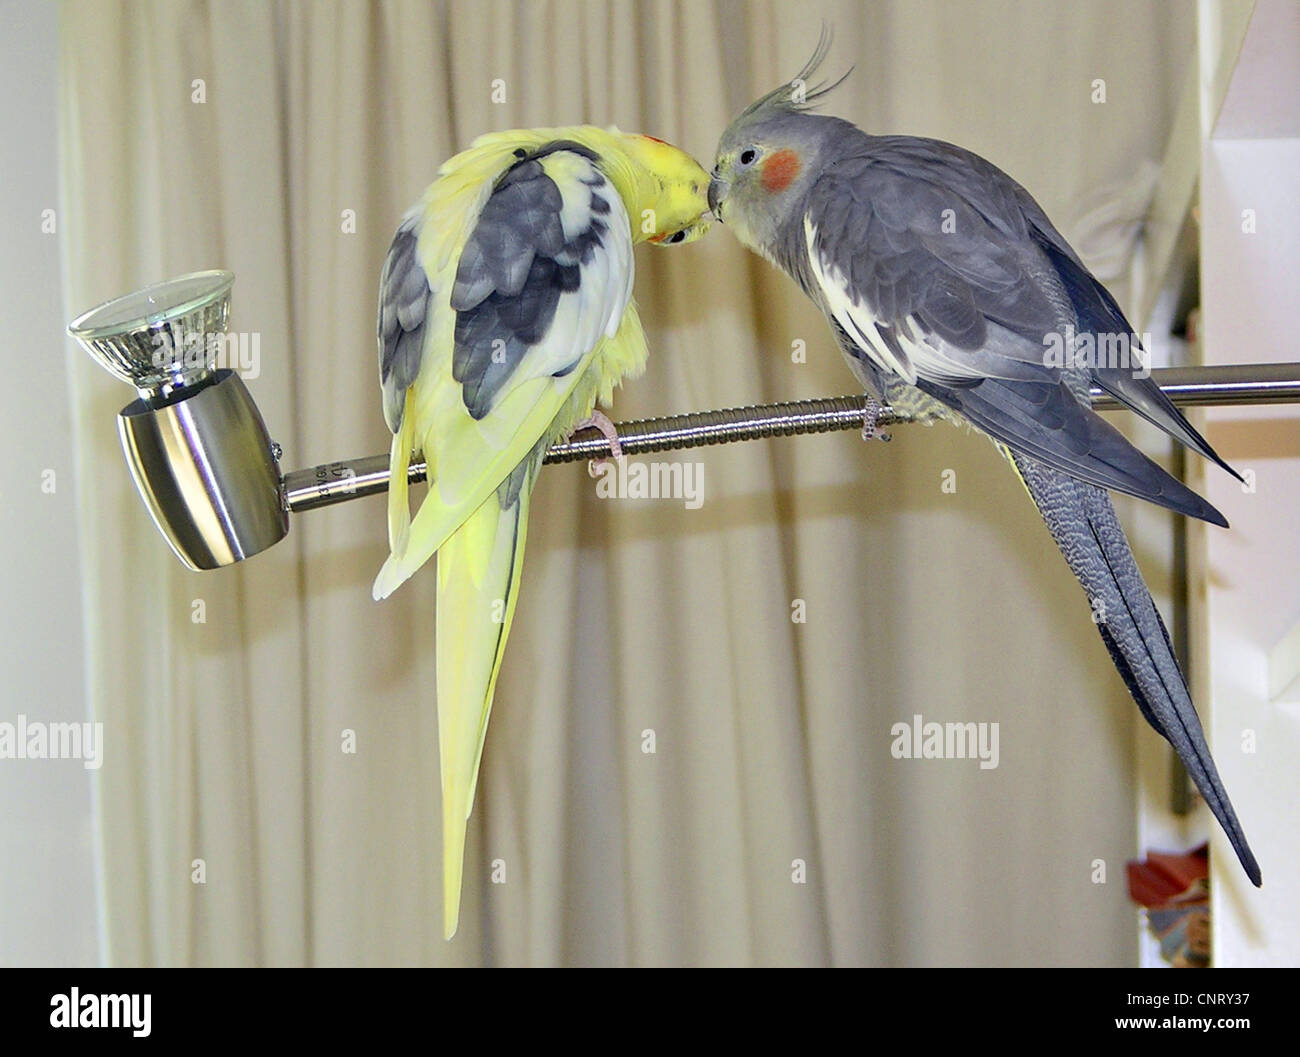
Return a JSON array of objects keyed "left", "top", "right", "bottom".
[{"left": 1127, "top": 844, "right": 1211, "bottom": 967}]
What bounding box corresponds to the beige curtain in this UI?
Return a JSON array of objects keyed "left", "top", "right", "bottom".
[{"left": 60, "top": 0, "right": 1192, "bottom": 966}]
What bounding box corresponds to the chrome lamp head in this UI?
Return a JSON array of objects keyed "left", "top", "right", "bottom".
[{"left": 68, "top": 271, "right": 288, "bottom": 570}]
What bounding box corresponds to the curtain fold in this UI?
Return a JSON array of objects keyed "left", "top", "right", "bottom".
[{"left": 60, "top": 0, "right": 1190, "bottom": 966}]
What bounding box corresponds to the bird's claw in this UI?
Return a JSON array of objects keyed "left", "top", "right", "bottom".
[
  {"left": 573, "top": 411, "right": 625, "bottom": 476},
  {"left": 862, "top": 396, "right": 891, "bottom": 442}
]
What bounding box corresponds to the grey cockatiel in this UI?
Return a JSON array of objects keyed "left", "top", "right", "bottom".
[{"left": 708, "top": 37, "right": 1261, "bottom": 886}]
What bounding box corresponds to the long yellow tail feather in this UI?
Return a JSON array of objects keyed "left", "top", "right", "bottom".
[{"left": 434, "top": 484, "right": 532, "bottom": 939}]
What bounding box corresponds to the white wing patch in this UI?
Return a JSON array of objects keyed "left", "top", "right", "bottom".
[
  {"left": 493, "top": 152, "right": 632, "bottom": 412},
  {"left": 804, "top": 214, "right": 991, "bottom": 388},
  {"left": 806, "top": 215, "right": 916, "bottom": 384}
]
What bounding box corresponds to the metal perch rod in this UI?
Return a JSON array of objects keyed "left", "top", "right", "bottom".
[{"left": 283, "top": 362, "right": 1300, "bottom": 513}]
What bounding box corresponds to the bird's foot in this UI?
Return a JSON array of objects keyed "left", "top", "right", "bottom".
[
  {"left": 572, "top": 410, "right": 626, "bottom": 477},
  {"left": 862, "top": 396, "right": 892, "bottom": 442}
]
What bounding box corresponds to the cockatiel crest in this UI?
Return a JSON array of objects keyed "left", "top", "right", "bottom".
[
  {"left": 708, "top": 29, "right": 851, "bottom": 261},
  {"left": 374, "top": 126, "right": 710, "bottom": 938}
]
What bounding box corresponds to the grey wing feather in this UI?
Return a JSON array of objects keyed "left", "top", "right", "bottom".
[
  {"left": 1026, "top": 220, "right": 1243, "bottom": 482},
  {"left": 888, "top": 136, "right": 1239, "bottom": 481},
  {"left": 807, "top": 137, "right": 1233, "bottom": 523},
  {"left": 450, "top": 145, "right": 610, "bottom": 420},
  {"left": 809, "top": 154, "right": 1063, "bottom": 361},
  {"left": 376, "top": 139, "right": 611, "bottom": 434},
  {"left": 450, "top": 160, "right": 567, "bottom": 311},
  {"left": 916, "top": 374, "right": 1228, "bottom": 526},
  {"left": 377, "top": 215, "right": 431, "bottom": 433},
  {"left": 830, "top": 319, "right": 890, "bottom": 399}
]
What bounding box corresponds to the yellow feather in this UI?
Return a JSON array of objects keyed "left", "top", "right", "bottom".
[
  {"left": 386, "top": 391, "right": 417, "bottom": 555},
  {"left": 434, "top": 485, "right": 530, "bottom": 939}
]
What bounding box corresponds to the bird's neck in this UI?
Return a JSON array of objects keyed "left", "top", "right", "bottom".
[{"left": 551, "top": 127, "right": 659, "bottom": 245}]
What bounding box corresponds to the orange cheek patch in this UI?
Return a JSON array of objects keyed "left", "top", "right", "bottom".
[{"left": 761, "top": 149, "right": 801, "bottom": 192}]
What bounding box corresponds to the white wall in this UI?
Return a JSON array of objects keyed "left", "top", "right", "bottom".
[
  {"left": 0, "top": 0, "right": 99, "bottom": 966},
  {"left": 1198, "top": 0, "right": 1300, "bottom": 968}
]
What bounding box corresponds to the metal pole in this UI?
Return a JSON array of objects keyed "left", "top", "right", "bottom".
[{"left": 282, "top": 361, "right": 1300, "bottom": 513}]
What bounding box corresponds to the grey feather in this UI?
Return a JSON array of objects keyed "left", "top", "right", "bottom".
[
  {"left": 376, "top": 139, "right": 610, "bottom": 433},
  {"left": 1029, "top": 225, "right": 1243, "bottom": 482},
  {"left": 451, "top": 159, "right": 566, "bottom": 311},
  {"left": 831, "top": 319, "right": 890, "bottom": 400},
  {"left": 799, "top": 130, "right": 1236, "bottom": 524},
  {"left": 806, "top": 142, "right": 1063, "bottom": 349},
  {"left": 917, "top": 374, "right": 1229, "bottom": 526},
  {"left": 1012, "top": 454, "right": 1260, "bottom": 885},
  {"left": 377, "top": 216, "right": 431, "bottom": 433},
  {"left": 496, "top": 434, "right": 548, "bottom": 509},
  {"left": 451, "top": 144, "right": 611, "bottom": 420}
]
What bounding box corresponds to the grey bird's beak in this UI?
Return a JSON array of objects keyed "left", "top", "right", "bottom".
[{"left": 707, "top": 175, "right": 727, "bottom": 222}]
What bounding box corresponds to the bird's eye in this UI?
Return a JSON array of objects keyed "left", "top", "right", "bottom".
[
  {"left": 739, "top": 148, "right": 758, "bottom": 166},
  {"left": 664, "top": 230, "right": 688, "bottom": 244}
]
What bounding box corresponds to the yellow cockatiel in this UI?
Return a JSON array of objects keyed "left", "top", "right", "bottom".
[{"left": 373, "top": 127, "right": 710, "bottom": 938}]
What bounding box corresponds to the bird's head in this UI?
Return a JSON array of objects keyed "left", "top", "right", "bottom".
[
  {"left": 709, "top": 28, "right": 852, "bottom": 257},
  {"left": 613, "top": 131, "right": 713, "bottom": 246}
]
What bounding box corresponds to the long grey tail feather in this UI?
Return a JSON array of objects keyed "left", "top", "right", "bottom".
[{"left": 1010, "top": 452, "right": 1262, "bottom": 886}]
